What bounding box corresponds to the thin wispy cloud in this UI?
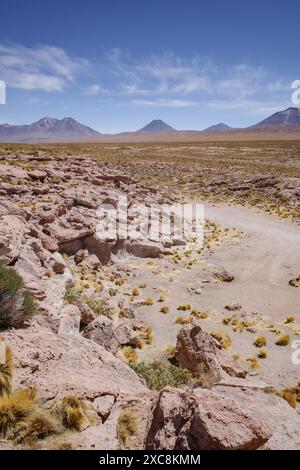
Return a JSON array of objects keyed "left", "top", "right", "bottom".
[
  {"left": 0, "top": 43, "right": 90, "bottom": 92},
  {"left": 0, "top": 42, "right": 292, "bottom": 116},
  {"left": 132, "top": 98, "right": 195, "bottom": 108}
]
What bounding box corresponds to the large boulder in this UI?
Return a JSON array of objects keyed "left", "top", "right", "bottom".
[
  {"left": 146, "top": 387, "right": 271, "bottom": 450},
  {"left": 215, "top": 384, "right": 300, "bottom": 450},
  {"left": 175, "top": 322, "right": 246, "bottom": 382}
]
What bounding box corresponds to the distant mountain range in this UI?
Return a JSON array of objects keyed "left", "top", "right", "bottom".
[
  {"left": 0, "top": 117, "right": 101, "bottom": 141},
  {"left": 0, "top": 107, "right": 300, "bottom": 142}
]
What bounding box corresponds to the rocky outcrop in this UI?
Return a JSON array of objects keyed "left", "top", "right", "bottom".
[
  {"left": 146, "top": 387, "right": 271, "bottom": 450},
  {"left": 83, "top": 316, "right": 139, "bottom": 354}
]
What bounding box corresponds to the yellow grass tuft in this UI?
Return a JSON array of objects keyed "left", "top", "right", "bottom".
[
  {"left": 174, "top": 316, "right": 192, "bottom": 325},
  {"left": 177, "top": 304, "right": 192, "bottom": 311},
  {"left": 258, "top": 348, "right": 268, "bottom": 359},
  {"left": 131, "top": 287, "right": 141, "bottom": 297},
  {"left": 210, "top": 331, "right": 232, "bottom": 350},
  {"left": 253, "top": 336, "right": 267, "bottom": 348},
  {"left": 144, "top": 297, "right": 154, "bottom": 306},
  {"left": 0, "top": 343, "right": 14, "bottom": 397},
  {"left": 275, "top": 334, "right": 290, "bottom": 346},
  {"left": 121, "top": 346, "right": 138, "bottom": 365},
  {"left": 51, "top": 396, "right": 91, "bottom": 432},
  {"left": 160, "top": 305, "right": 169, "bottom": 314},
  {"left": 117, "top": 410, "right": 138, "bottom": 445}
]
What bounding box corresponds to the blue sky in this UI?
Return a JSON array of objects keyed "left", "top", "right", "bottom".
[{"left": 0, "top": 0, "right": 299, "bottom": 132}]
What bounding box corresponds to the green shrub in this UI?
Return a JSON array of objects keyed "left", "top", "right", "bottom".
[
  {"left": 0, "top": 263, "right": 37, "bottom": 329},
  {"left": 64, "top": 287, "right": 81, "bottom": 304},
  {"left": 131, "top": 361, "right": 194, "bottom": 390}
]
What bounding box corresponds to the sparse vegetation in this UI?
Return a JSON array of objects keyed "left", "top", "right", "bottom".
[
  {"left": 131, "top": 361, "right": 194, "bottom": 390},
  {"left": 144, "top": 297, "right": 154, "bottom": 306}
]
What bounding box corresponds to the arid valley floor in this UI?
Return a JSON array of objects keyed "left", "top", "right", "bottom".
[{"left": 0, "top": 140, "right": 300, "bottom": 450}]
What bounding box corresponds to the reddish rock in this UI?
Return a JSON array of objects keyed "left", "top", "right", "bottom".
[{"left": 146, "top": 387, "right": 271, "bottom": 450}]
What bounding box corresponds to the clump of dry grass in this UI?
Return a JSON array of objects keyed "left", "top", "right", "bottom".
[
  {"left": 284, "top": 316, "right": 295, "bottom": 324},
  {"left": 51, "top": 396, "right": 91, "bottom": 432},
  {"left": 131, "top": 287, "right": 141, "bottom": 297},
  {"left": 275, "top": 334, "right": 290, "bottom": 346},
  {"left": 210, "top": 331, "right": 232, "bottom": 350},
  {"left": 191, "top": 310, "right": 208, "bottom": 320},
  {"left": 258, "top": 348, "right": 268, "bottom": 359},
  {"left": 0, "top": 342, "right": 14, "bottom": 397},
  {"left": 0, "top": 387, "right": 61, "bottom": 444},
  {"left": 144, "top": 297, "right": 154, "bottom": 306},
  {"left": 121, "top": 346, "right": 138, "bottom": 365},
  {"left": 174, "top": 316, "right": 192, "bottom": 325},
  {"left": 281, "top": 384, "right": 300, "bottom": 408},
  {"left": 165, "top": 345, "right": 176, "bottom": 357},
  {"left": 177, "top": 304, "right": 192, "bottom": 311},
  {"left": 160, "top": 305, "right": 169, "bottom": 314},
  {"left": 117, "top": 410, "right": 138, "bottom": 445},
  {"left": 253, "top": 336, "right": 267, "bottom": 348},
  {"left": 282, "top": 390, "right": 297, "bottom": 408},
  {"left": 246, "top": 356, "right": 261, "bottom": 371}
]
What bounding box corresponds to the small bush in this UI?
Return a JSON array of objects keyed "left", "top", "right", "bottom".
[
  {"left": 131, "top": 361, "right": 194, "bottom": 390},
  {"left": 253, "top": 336, "right": 267, "bottom": 348},
  {"left": 0, "top": 264, "right": 37, "bottom": 329},
  {"left": 117, "top": 410, "right": 138, "bottom": 445},
  {"left": 275, "top": 334, "right": 290, "bottom": 346},
  {"left": 144, "top": 297, "right": 154, "bottom": 306},
  {"left": 64, "top": 287, "right": 81, "bottom": 304}
]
